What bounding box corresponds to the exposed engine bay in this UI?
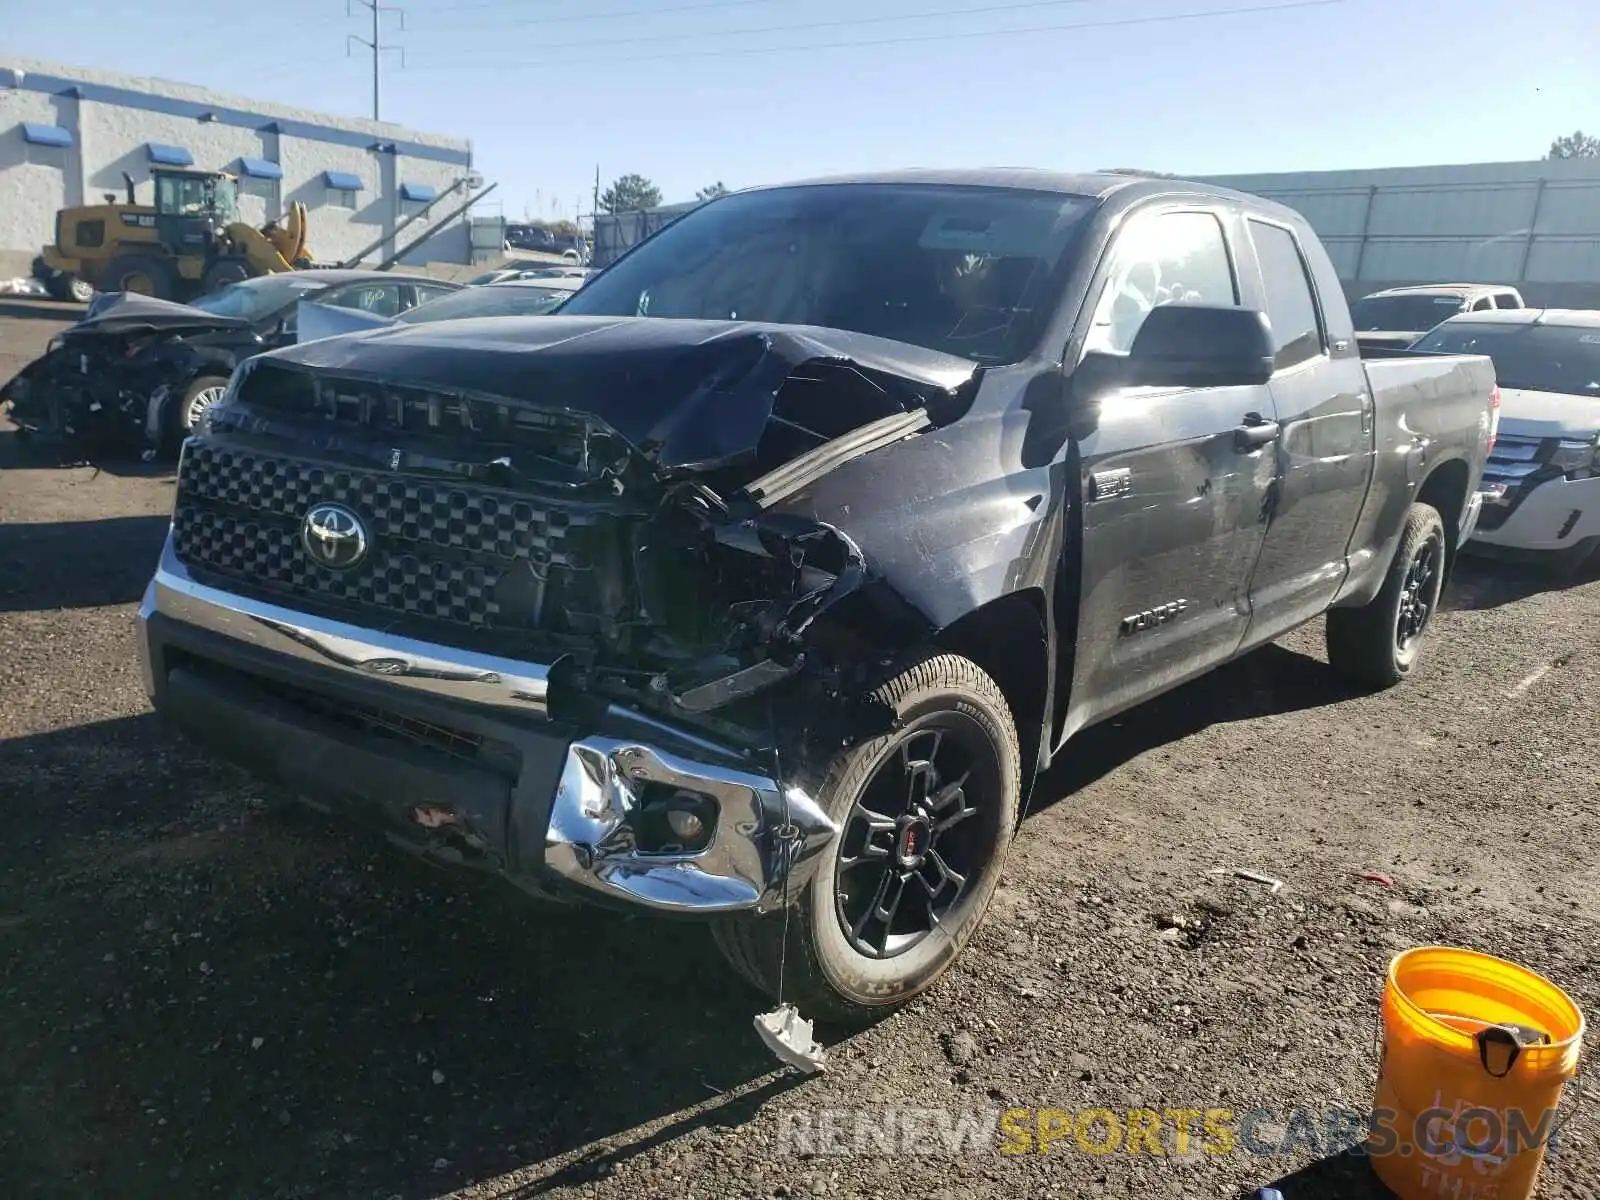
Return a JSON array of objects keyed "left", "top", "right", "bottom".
[
  {"left": 178, "top": 318, "right": 982, "bottom": 751},
  {"left": 1, "top": 293, "right": 255, "bottom": 454}
]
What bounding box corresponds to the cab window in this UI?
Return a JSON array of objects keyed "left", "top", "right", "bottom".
[{"left": 1084, "top": 210, "right": 1238, "bottom": 355}]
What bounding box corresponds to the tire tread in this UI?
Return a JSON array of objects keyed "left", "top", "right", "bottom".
[
  {"left": 1326, "top": 502, "right": 1444, "bottom": 689},
  {"left": 711, "top": 653, "right": 1020, "bottom": 1024}
]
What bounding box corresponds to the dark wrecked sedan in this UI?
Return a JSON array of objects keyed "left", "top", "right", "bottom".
[
  {"left": 1, "top": 270, "right": 457, "bottom": 457},
  {"left": 137, "top": 170, "right": 1495, "bottom": 1022}
]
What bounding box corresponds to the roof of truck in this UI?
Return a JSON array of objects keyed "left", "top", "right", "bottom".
[
  {"left": 1437, "top": 308, "right": 1600, "bottom": 329},
  {"left": 739, "top": 168, "right": 1298, "bottom": 214}
]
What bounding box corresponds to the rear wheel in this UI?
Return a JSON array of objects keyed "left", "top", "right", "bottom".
[
  {"left": 712, "top": 653, "right": 1021, "bottom": 1024},
  {"left": 1326, "top": 502, "right": 1446, "bottom": 688},
  {"left": 102, "top": 253, "right": 179, "bottom": 301}
]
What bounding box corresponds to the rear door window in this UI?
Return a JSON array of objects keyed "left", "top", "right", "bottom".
[
  {"left": 1494, "top": 292, "right": 1523, "bottom": 309},
  {"left": 1247, "top": 220, "right": 1324, "bottom": 370},
  {"left": 323, "top": 283, "right": 402, "bottom": 317}
]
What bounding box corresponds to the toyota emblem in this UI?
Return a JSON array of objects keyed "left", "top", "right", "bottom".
[{"left": 301, "top": 502, "right": 369, "bottom": 570}]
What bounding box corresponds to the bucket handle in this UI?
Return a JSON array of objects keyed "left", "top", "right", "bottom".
[{"left": 1477, "top": 1025, "right": 1537, "bottom": 1079}]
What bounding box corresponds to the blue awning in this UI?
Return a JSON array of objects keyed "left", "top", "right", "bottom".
[
  {"left": 22, "top": 123, "right": 73, "bottom": 148},
  {"left": 399, "top": 182, "right": 437, "bottom": 203},
  {"left": 237, "top": 156, "right": 283, "bottom": 180},
  {"left": 147, "top": 142, "right": 194, "bottom": 166},
  {"left": 323, "top": 170, "right": 365, "bottom": 191}
]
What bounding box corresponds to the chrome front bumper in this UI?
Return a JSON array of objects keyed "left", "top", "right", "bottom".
[{"left": 138, "top": 537, "right": 837, "bottom": 914}]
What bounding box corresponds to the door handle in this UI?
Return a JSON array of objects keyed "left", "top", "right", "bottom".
[{"left": 1234, "top": 414, "right": 1281, "bottom": 452}]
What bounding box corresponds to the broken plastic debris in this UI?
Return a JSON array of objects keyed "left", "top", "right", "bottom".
[
  {"left": 1209, "top": 867, "right": 1284, "bottom": 894},
  {"left": 754, "top": 1004, "right": 828, "bottom": 1074},
  {"left": 1358, "top": 870, "right": 1394, "bottom": 886}
]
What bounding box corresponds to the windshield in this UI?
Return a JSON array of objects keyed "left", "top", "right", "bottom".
[
  {"left": 559, "top": 184, "right": 1099, "bottom": 363},
  {"left": 1413, "top": 321, "right": 1600, "bottom": 395},
  {"left": 189, "top": 275, "right": 346, "bottom": 324},
  {"left": 1350, "top": 294, "right": 1467, "bottom": 333},
  {"left": 395, "top": 284, "right": 577, "bottom": 323}
]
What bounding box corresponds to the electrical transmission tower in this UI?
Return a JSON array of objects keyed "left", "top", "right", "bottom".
[{"left": 347, "top": 0, "right": 406, "bottom": 121}]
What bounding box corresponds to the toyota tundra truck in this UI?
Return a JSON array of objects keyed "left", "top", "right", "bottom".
[{"left": 137, "top": 170, "right": 1497, "bottom": 1021}]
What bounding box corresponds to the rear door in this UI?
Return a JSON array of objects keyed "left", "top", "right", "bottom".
[
  {"left": 1239, "top": 217, "right": 1374, "bottom": 643},
  {"left": 1066, "top": 205, "right": 1279, "bottom": 731}
]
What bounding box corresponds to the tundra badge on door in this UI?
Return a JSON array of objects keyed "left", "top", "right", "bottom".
[{"left": 1120, "top": 599, "right": 1189, "bottom": 637}]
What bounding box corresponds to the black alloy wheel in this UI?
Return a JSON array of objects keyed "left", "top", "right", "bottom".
[
  {"left": 834, "top": 719, "right": 999, "bottom": 959},
  {"left": 1395, "top": 531, "right": 1442, "bottom": 652}
]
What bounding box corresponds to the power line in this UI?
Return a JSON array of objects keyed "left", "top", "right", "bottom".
[
  {"left": 407, "top": 0, "right": 1343, "bottom": 72},
  {"left": 414, "top": 0, "right": 782, "bottom": 26},
  {"left": 420, "top": 0, "right": 1111, "bottom": 56}
]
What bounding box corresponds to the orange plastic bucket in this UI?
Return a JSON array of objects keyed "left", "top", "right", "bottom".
[{"left": 1369, "top": 946, "right": 1584, "bottom": 1200}]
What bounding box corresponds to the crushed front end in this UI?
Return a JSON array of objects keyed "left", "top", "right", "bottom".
[
  {"left": 137, "top": 323, "right": 974, "bottom": 913},
  {"left": 2, "top": 331, "right": 174, "bottom": 451}
]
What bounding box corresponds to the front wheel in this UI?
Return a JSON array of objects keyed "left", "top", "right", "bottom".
[
  {"left": 712, "top": 653, "right": 1021, "bottom": 1024},
  {"left": 1326, "top": 502, "right": 1446, "bottom": 688},
  {"left": 102, "top": 253, "right": 179, "bottom": 300},
  {"left": 201, "top": 258, "right": 252, "bottom": 294},
  {"left": 44, "top": 272, "right": 94, "bottom": 304},
  {"left": 173, "top": 374, "right": 230, "bottom": 440}
]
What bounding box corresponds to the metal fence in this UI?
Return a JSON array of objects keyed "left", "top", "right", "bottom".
[
  {"left": 1203, "top": 158, "right": 1600, "bottom": 305},
  {"left": 590, "top": 201, "right": 703, "bottom": 268}
]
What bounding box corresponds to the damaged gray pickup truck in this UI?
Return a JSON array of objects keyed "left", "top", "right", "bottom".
[{"left": 138, "top": 170, "right": 1497, "bottom": 1021}]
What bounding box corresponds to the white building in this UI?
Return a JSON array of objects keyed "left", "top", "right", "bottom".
[{"left": 0, "top": 55, "right": 475, "bottom": 272}]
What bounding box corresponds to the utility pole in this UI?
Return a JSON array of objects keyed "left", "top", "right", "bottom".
[
  {"left": 347, "top": 0, "right": 406, "bottom": 121},
  {"left": 593, "top": 165, "right": 601, "bottom": 220}
]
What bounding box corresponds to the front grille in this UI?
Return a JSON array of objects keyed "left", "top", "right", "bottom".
[
  {"left": 173, "top": 441, "right": 615, "bottom": 632},
  {"left": 173, "top": 507, "right": 504, "bottom": 625},
  {"left": 1478, "top": 435, "right": 1562, "bottom": 532},
  {"left": 179, "top": 443, "right": 585, "bottom": 569}
]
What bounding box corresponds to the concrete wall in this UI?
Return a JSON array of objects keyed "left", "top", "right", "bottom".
[{"left": 0, "top": 54, "right": 473, "bottom": 269}]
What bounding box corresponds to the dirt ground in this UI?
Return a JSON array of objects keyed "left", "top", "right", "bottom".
[{"left": 1, "top": 299, "right": 1597, "bottom": 1200}]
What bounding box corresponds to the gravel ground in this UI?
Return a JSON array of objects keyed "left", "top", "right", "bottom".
[{"left": 1, "top": 303, "right": 1597, "bottom": 1200}]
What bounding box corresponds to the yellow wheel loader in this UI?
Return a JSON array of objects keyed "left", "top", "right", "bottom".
[{"left": 33, "top": 167, "right": 315, "bottom": 303}]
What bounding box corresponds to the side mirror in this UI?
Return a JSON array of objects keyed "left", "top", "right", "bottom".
[{"left": 1082, "top": 305, "right": 1276, "bottom": 391}]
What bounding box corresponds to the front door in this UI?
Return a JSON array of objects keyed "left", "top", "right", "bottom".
[
  {"left": 1239, "top": 218, "right": 1374, "bottom": 643},
  {"left": 1063, "top": 207, "right": 1278, "bottom": 736}
]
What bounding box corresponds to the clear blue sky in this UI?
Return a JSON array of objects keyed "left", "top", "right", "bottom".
[{"left": 7, "top": 0, "right": 1595, "bottom": 223}]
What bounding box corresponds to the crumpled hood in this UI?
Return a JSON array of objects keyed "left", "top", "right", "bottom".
[
  {"left": 67, "top": 292, "right": 252, "bottom": 337},
  {"left": 1496, "top": 386, "right": 1600, "bottom": 441},
  {"left": 251, "top": 315, "right": 980, "bottom": 472}
]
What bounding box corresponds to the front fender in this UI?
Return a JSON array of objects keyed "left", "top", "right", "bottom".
[{"left": 772, "top": 406, "right": 1071, "bottom": 643}]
